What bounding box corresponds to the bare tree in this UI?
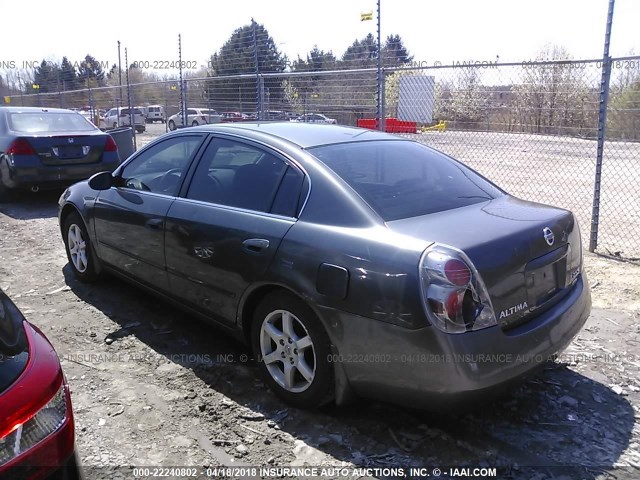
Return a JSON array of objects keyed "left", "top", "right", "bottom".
[
  {"left": 514, "top": 45, "right": 595, "bottom": 136},
  {"left": 449, "top": 67, "right": 486, "bottom": 129}
]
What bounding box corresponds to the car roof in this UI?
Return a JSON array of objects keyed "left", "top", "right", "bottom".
[
  {"left": 0, "top": 106, "right": 81, "bottom": 114},
  {"left": 186, "top": 122, "right": 401, "bottom": 149}
]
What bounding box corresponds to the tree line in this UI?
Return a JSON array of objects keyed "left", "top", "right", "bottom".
[{"left": 1, "top": 22, "right": 637, "bottom": 141}]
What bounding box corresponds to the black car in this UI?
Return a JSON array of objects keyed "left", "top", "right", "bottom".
[
  {"left": 58, "top": 123, "right": 591, "bottom": 410},
  {"left": 0, "top": 107, "right": 121, "bottom": 201}
]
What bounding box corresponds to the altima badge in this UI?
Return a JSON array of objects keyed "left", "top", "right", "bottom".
[{"left": 543, "top": 227, "right": 555, "bottom": 246}]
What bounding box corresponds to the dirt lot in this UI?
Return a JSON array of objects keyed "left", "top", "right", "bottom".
[{"left": 1, "top": 184, "right": 640, "bottom": 479}]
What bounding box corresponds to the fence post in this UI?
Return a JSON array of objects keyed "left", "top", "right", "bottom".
[
  {"left": 178, "top": 34, "right": 186, "bottom": 127},
  {"left": 381, "top": 68, "right": 386, "bottom": 130},
  {"left": 164, "top": 81, "right": 169, "bottom": 133},
  {"left": 589, "top": 0, "right": 615, "bottom": 253},
  {"left": 125, "top": 47, "right": 137, "bottom": 151},
  {"left": 375, "top": 0, "right": 384, "bottom": 131},
  {"left": 252, "top": 18, "right": 262, "bottom": 120}
]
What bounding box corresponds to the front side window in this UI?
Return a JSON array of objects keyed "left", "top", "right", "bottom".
[
  {"left": 187, "top": 138, "right": 292, "bottom": 213},
  {"left": 310, "top": 140, "right": 503, "bottom": 221},
  {"left": 120, "top": 135, "right": 202, "bottom": 195}
]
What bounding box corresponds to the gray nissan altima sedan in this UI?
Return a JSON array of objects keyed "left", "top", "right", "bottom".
[{"left": 58, "top": 122, "right": 591, "bottom": 410}]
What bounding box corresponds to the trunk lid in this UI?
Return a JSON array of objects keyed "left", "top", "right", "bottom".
[
  {"left": 26, "top": 131, "right": 107, "bottom": 166},
  {"left": 387, "top": 195, "right": 582, "bottom": 329}
]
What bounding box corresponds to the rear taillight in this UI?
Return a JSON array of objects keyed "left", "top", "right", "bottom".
[
  {"left": 444, "top": 259, "right": 471, "bottom": 286},
  {"left": 6, "top": 139, "right": 36, "bottom": 156},
  {"left": 200, "top": 115, "right": 207, "bottom": 123},
  {"left": 0, "top": 381, "right": 69, "bottom": 468},
  {"left": 419, "top": 244, "right": 496, "bottom": 334},
  {"left": 104, "top": 135, "right": 118, "bottom": 152},
  {"left": 566, "top": 216, "right": 583, "bottom": 286}
]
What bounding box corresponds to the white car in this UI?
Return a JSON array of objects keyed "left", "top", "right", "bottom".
[
  {"left": 167, "top": 108, "right": 222, "bottom": 131},
  {"left": 77, "top": 110, "right": 104, "bottom": 129},
  {"left": 294, "top": 113, "right": 337, "bottom": 124},
  {"left": 104, "top": 107, "right": 146, "bottom": 133}
]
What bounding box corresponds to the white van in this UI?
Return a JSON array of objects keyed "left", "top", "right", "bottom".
[
  {"left": 146, "top": 105, "right": 166, "bottom": 123},
  {"left": 104, "top": 107, "right": 146, "bottom": 133}
]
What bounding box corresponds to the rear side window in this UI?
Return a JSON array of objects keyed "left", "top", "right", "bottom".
[
  {"left": 7, "top": 112, "right": 96, "bottom": 133},
  {"left": 271, "top": 167, "right": 304, "bottom": 217},
  {"left": 309, "top": 140, "right": 503, "bottom": 221},
  {"left": 187, "top": 138, "right": 288, "bottom": 213}
]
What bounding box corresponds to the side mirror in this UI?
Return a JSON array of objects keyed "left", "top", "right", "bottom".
[{"left": 88, "top": 171, "right": 115, "bottom": 191}]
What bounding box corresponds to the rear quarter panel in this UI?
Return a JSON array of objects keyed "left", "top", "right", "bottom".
[{"left": 269, "top": 221, "right": 430, "bottom": 331}]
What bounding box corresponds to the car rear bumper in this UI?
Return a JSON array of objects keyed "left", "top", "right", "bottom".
[
  {"left": 1, "top": 158, "right": 119, "bottom": 190},
  {"left": 320, "top": 272, "right": 591, "bottom": 409}
]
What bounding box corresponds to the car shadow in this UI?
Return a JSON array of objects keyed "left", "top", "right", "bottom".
[
  {"left": 63, "top": 267, "right": 635, "bottom": 479},
  {"left": 0, "top": 189, "right": 62, "bottom": 220}
]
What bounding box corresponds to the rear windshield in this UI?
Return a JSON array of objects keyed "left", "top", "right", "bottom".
[
  {"left": 309, "top": 140, "right": 503, "bottom": 221},
  {"left": 7, "top": 112, "right": 96, "bottom": 133}
]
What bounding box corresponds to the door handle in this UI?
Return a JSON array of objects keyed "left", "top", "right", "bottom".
[
  {"left": 242, "top": 238, "right": 270, "bottom": 253},
  {"left": 145, "top": 218, "right": 164, "bottom": 230}
]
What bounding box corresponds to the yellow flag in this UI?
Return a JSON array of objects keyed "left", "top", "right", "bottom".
[
  {"left": 361, "top": 11, "right": 373, "bottom": 21},
  {"left": 3, "top": 96, "right": 10, "bottom": 104}
]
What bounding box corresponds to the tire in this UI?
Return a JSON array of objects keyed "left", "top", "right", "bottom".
[
  {"left": 112, "top": 122, "right": 117, "bottom": 129},
  {"left": 191, "top": 121, "right": 199, "bottom": 127},
  {"left": 168, "top": 120, "right": 176, "bottom": 131},
  {"left": 0, "top": 181, "right": 13, "bottom": 203},
  {"left": 62, "top": 212, "right": 101, "bottom": 282},
  {"left": 251, "top": 291, "right": 334, "bottom": 409}
]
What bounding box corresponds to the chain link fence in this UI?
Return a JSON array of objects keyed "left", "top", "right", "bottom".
[
  {"left": 384, "top": 58, "right": 640, "bottom": 259},
  {"left": 2, "top": 55, "right": 639, "bottom": 259}
]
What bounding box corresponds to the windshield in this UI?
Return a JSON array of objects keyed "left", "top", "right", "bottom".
[
  {"left": 8, "top": 111, "right": 97, "bottom": 133},
  {"left": 309, "top": 140, "right": 504, "bottom": 221}
]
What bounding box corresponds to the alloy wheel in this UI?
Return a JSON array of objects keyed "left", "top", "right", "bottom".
[
  {"left": 67, "top": 224, "right": 88, "bottom": 273},
  {"left": 259, "top": 309, "right": 316, "bottom": 393}
]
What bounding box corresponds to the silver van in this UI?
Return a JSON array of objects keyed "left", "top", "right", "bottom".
[{"left": 146, "top": 105, "right": 166, "bottom": 123}]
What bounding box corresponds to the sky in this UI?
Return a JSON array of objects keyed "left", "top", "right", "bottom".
[{"left": 0, "top": 0, "right": 638, "bottom": 75}]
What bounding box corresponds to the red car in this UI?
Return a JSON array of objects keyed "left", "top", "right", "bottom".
[
  {"left": 0, "top": 289, "right": 81, "bottom": 479},
  {"left": 220, "top": 111, "right": 248, "bottom": 122}
]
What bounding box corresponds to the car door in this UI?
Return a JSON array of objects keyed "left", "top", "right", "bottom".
[
  {"left": 186, "top": 109, "right": 198, "bottom": 126},
  {"left": 93, "top": 134, "right": 206, "bottom": 292},
  {"left": 164, "top": 136, "right": 305, "bottom": 324}
]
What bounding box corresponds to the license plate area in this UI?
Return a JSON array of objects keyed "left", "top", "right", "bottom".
[
  {"left": 525, "top": 246, "right": 568, "bottom": 308},
  {"left": 54, "top": 145, "right": 84, "bottom": 159}
]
